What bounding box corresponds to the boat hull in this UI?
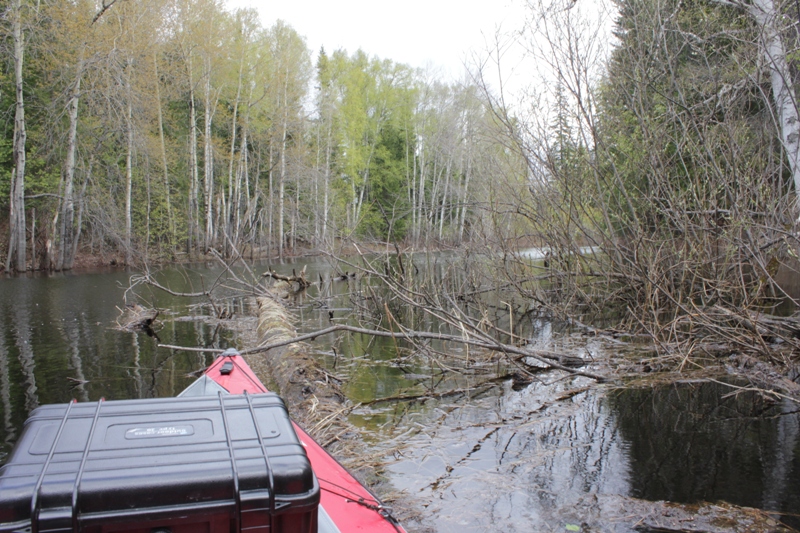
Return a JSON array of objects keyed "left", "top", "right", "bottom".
[{"left": 202, "top": 352, "right": 404, "bottom": 533}]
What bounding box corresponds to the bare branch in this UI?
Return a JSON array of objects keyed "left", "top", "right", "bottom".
[
  {"left": 240, "top": 323, "right": 608, "bottom": 382},
  {"left": 92, "top": 0, "right": 120, "bottom": 25},
  {"left": 157, "top": 344, "right": 223, "bottom": 354},
  {"left": 706, "top": 0, "right": 746, "bottom": 9}
]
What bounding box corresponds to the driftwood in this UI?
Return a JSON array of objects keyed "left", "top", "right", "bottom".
[
  {"left": 262, "top": 265, "right": 311, "bottom": 292},
  {"left": 116, "top": 304, "right": 159, "bottom": 331}
]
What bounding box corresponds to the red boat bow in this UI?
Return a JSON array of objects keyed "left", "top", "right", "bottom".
[{"left": 204, "top": 351, "right": 405, "bottom": 533}]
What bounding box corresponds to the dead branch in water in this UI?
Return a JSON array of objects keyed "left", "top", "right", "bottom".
[
  {"left": 116, "top": 304, "right": 159, "bottom": 331},
  {"left": 156, "top": 344, "right": 222, "bottom": 353},
  {"left": 262, "top": 265, "right": 311, "bottom": 292},
  {"left": 241, "top": 323, "right": 607, "bottom": 382}
]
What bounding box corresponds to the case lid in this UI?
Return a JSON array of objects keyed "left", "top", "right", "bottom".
[
  {"left": 0, "top": 394, "right": 319, "bottom": 531},
  {"left": 178, "top": 374, "right": 231, "bottom": 397}
]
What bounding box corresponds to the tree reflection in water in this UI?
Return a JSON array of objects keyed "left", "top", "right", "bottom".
[
  {"left": 383, "top": 378, "right": 800, "bottom": 532},
  {"left": 611, "top": 382, "right": 800, "bottom": 527}
]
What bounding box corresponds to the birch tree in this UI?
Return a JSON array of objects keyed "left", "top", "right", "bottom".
[
  {"left": 6, "top": 0, "right": 28, "bottom": 272},
  {"left": 267, "top": 22, "right": 310, "bottom": 258},
  {"left": 224, "top": 9, "right": 260, "bottom": 253},
  {"left": 712, "top": 0, "right": 800, "bottom": 205},
  {"left": 315, "top": 48, "right": 337, "bottom": 246},
  {"left": 152, "top": 50, "right": 175, "bottom": 247},
  {"left": 46, "top": 0, "right": 114, "bottom": 270}
]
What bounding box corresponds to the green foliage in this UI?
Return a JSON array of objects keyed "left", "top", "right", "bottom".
[
  {"left": 0, "top": 137, "right": 11, "bottom": 207},
  {"left": 598, "top": 0, "right": 773, "bottom": 233},
  {"left": 360, "top": 124, "right": 411, "bottom": 239},
  {"left": 321, "top": 49, "right": 420, "bottom": 241}
]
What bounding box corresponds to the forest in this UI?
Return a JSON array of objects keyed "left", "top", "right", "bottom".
[
  {"left": 3, "top": 0, "right": 800, "bottom": 374},
  {"left": 0, "top": 0, "right": 499, "bottom": 271}
]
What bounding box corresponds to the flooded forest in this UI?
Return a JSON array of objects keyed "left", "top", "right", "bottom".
[{"left": 2, "top": 0, "right": 800, "bottom": 531}]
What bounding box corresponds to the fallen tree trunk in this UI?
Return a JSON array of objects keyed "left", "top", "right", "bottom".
[{"left": 245, "top": 290, "right": 348, "bottom": 449}]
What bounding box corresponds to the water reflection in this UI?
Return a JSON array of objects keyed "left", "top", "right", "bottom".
[
  {"left": 63, "top": 313, "right": 89, "bottom": 402},
  {"left": 0, "top": 267, "right": 238, "bottom": 458},
  {"left": 382, "top": 378, "right": 800, "bottom": 531},
  {"left": 763, "top": 399, "right": 799, "bottom": 519},
  {"left": 0, "top": 336, "right": 16, "bottom": 459},
  {"left": 383, "top": 377, "right": 629, "bottom": 532},
  {"left": 12, "top": 295, "right": 38, "bottom": 412},
  {"left": 609, "top": 382, "right": 800, "bottom": 526}
]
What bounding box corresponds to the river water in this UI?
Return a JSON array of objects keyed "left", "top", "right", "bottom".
[{"left": 0, "top": 257, "right": 799, "bottom": 531}]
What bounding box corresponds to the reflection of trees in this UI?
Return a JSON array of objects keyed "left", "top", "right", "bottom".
[
  {"left": 12, "top": 302, "right": 38, "bottom": 412},
  {"left": 386, "top": 383, "right": 630, "bottom": 531},
  {"left": 608, "top": 383, "right": 800, "bottom": 522},
  {"left": 62, "top": 314, "right": 90, "bottom": 402},
  {"left": 506, "top": 391, "right": 628, "bottom": 520},
  {"left": 131, "top": 332, "right": 142, "bottom": 398},
  {"left": 0, "top": 264, "right": 252, "bottom": 457},
  {"left": 0, "top": 334, "right": 16, "bottom": 452},
  {"left": 761, "top": 399, "right": 800, "bottom": 520}
]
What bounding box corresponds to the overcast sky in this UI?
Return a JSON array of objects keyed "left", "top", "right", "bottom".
[{"left": 223, "top": 0, "right": 528, "bottom": 81}]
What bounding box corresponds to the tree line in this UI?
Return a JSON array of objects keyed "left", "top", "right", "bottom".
[{"left": 1, "top": 0, "right": 505, "bottom": 271}]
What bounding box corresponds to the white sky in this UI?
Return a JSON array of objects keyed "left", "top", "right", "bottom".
[{"left": 223, "top": 0, "right": 528, "bottom": 81}]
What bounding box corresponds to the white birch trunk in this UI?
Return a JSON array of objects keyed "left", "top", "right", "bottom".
[
  {"left": 8, "top": 0, "right": 27, "bottom": 272},
  {"left": 417, "top": 145, "right": 427, "bottom": 242},
  {"left": 203, "top": 57, "right": 215, "bottom": 251},
  {"left": 747, "top": 0, "right": 800, "bottom": 202},
  {"left": 188, "top": 54, "right": 199, "bottom": 254},
  {"left": 323, "top": 121, "right": 331, "bottom": 245},
  {"left": 314, "top": 122, "right": 320, "bottom": 243},
  {"left": 459, "top": 149, "right": 472, "bottom": 243},
  {"left": 238, "top": 128, "right": 249, "bottom": 243},
  {"left": 71, "top": 155, "right": 92, "bottom": 265},
  {"left": 268, "top": 143, "right": 274, "bottom": 253},
  {"left": 228, "top": 50, "right": 244, "bottom": 233},
  {"left": 279, "top": 121, "right": 287, "bottom": 258},
  {"left": 279, "top": 67, "right": 289, "bottom": 258},
  {"left": 438, "top": 157, "right": 453, "bottom": 240},
  {"left": 240, "top": 86, "right": 254, "bottom": 252},
  {"left": 125, "top": 79, "right": 134, "bottom": 264},
  {"left": 57, "top": 56, "right": 83, "bottom": 271}
]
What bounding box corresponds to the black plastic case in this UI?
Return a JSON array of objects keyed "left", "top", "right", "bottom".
[{"left": 0, "top": 393, "right": 319, "bottom": 533}]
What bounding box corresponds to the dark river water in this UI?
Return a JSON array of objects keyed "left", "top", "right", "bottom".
[{"left": 1, "top": 257, "right": 799, "bottom": 531}]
